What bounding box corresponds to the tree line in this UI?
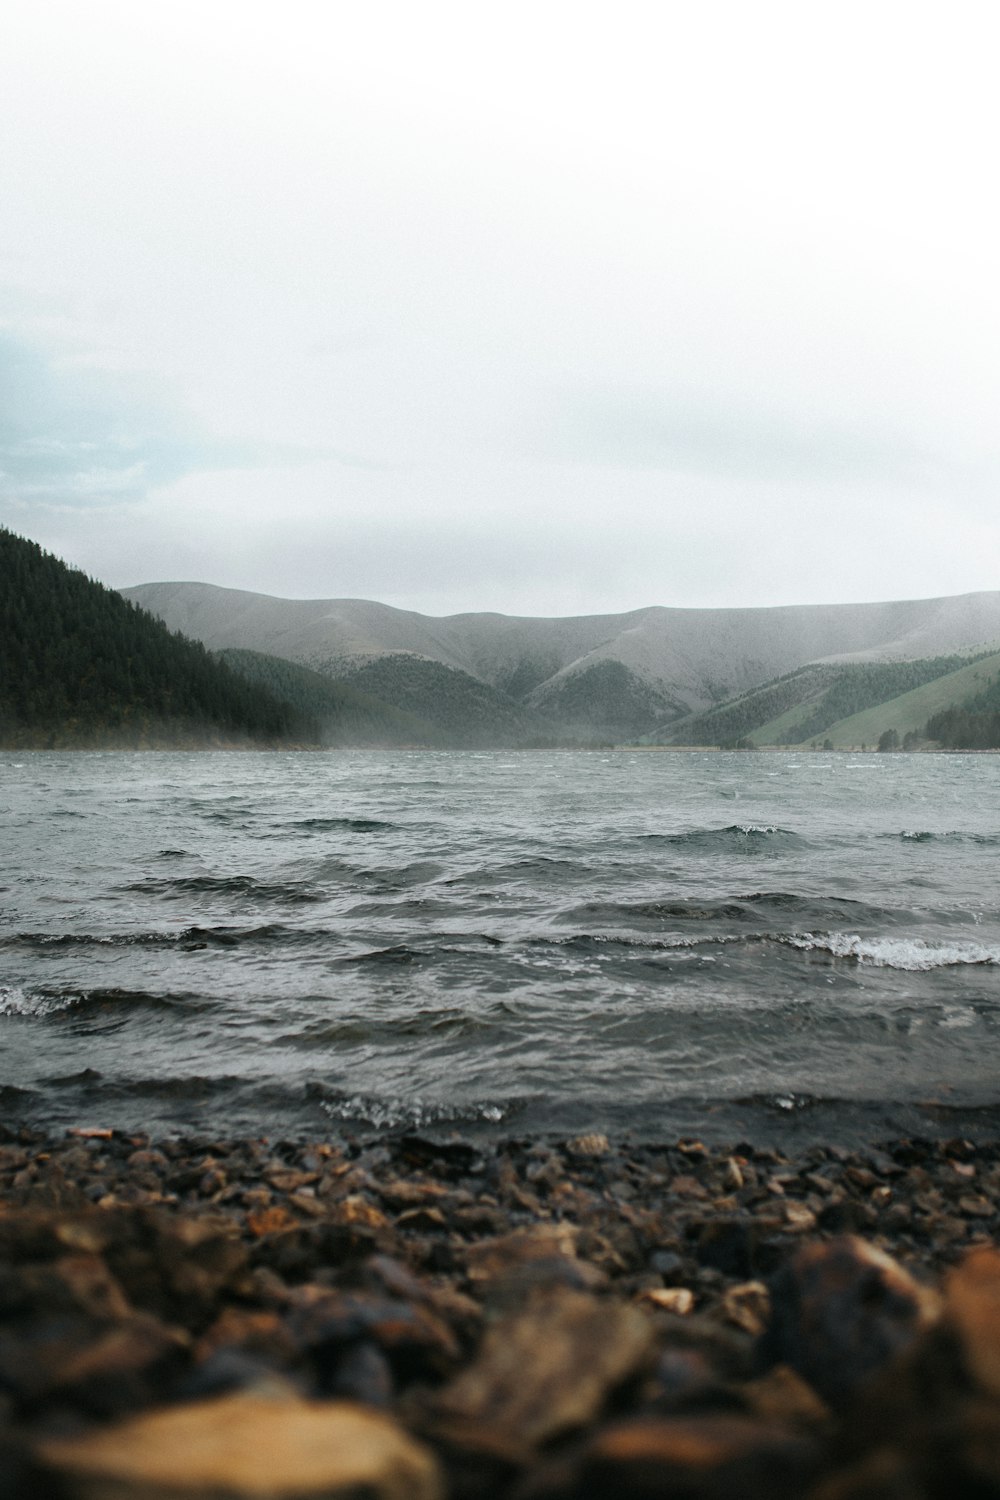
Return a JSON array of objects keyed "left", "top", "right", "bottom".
[{"left": 0, "top": 528, "right": 312, "bottom": 748}]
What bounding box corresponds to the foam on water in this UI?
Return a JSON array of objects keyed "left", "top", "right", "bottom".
[{"left": 786, "top": 932, "right": 1000, "bottom": 970}]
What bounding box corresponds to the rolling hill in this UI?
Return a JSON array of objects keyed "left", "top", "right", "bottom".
[{"left": 123, "top": 580, "right": 1000, "bottom": 745}]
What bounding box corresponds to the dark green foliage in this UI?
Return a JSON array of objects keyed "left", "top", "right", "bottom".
[
  {"left": 493, "top": 653, "right": 564, "bottom": 700},
  {"left": 0, "top": 528, "right": 311, "bottom": 748},
  {"left": 925, "top": 706, "right": 1000, "bottom": 749},
  {"left": 924, "top": 669, "right": 1000, "bottom": 748},
  {"left": 218, "top": 649, "right": 439, "bottom": 746},
  {"left": 534, "top": 660, "right": 670, "bottom": 741},
  {"left": 877, "top": 728, "right": 900, "bottom": 752},
  {"left": 344, "top": 653, "right": 549, "bottom": 747}
]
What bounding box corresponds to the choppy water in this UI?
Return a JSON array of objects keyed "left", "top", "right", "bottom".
[{"left": 3, "top": 749, "right": 1000, "bottom": 1145}]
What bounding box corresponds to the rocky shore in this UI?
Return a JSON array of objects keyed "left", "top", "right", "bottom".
[{"left": 3, "top": 1124, "right": 1000, "bottom": 1497}]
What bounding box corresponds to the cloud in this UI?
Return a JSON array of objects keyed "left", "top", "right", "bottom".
[
  {"left": 0, "top": 332, "right": 382, "bottom": 512},
  {"left": 0, "top": 333, "right": 208, "bottom": 503},
  {"left": 520, "top": 383, "right": 946, "bottom": 488}
]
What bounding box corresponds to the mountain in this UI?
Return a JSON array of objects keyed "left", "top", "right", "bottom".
[
  {"left": 217, "top": 649, "right": 442, "bottom": 747},
  {"left": 0, "top": 530, "right": 312, "bottom": 749},
  {"left": 123, "top": 580, "right": 1000, "bottom": 744}
]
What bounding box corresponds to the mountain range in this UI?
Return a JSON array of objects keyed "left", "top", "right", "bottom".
[{"left": 123, "top": 581, "right": 1000, "bottom": 747}]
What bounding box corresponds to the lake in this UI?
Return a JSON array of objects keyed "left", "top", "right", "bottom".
[{"left": 3, "top": 748, "right": 1000, "bottom": 1146}]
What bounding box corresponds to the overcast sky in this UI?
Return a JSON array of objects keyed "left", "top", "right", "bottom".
[{"left": 2, "top": 1, "right": 998, "bottom": 617}]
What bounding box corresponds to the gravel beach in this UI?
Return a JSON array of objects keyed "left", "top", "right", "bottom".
[{"left": 4, "top": 1125, "right": 1000, "bottom": 1496}]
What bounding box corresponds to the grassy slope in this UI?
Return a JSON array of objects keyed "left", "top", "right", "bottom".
[{"left": 756, "top": 651, "right": 1000, "bottom": 748}]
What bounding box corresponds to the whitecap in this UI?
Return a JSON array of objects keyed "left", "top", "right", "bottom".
[
  {"left": 786, "top": 932, "right": 1000, "bottom": 971},
  {"left": 0, "top": 985, "right": 76, "bottom": 1017}
]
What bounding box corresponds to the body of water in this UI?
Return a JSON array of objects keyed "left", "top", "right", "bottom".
[{"left": 3, "top": 749, "right": 1000, "bottom": 1145}]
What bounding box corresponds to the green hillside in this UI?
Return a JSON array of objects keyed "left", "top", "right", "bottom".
[
  {"left": 814, "top": 651, "right": 1000, "bottom": 749},
  {"left": 0, "top": 528, "right": 312, "bottom": 749},
  {"left": 218, "top": 649, "right": 440, "bottom": 746},
  {"left": 342, "top": 653, "right": 555, "bottom": 747},
  {"left": 533, "top": 660, "right": 676, "bottom": 742},
  {"left": 660, "top": 664, "right": 835, "bottom": 747},
  {"left": 733, "top": 653, "right": 996, "bottom": 747}
]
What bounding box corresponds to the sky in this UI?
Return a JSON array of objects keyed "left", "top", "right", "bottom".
[{"left": 1, "top": 0, "right": 998, "bottom": 618}]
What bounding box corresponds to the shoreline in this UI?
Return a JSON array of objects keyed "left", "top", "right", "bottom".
[{"left": 4, "top": 1124, "right": 1000, "bottom": 1496}]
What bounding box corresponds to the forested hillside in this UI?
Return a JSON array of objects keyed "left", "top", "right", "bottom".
[
  {"left": 218, "top": 649, "right": 440, "bottom": 746},
  {"left": 0, "top": 529, "right": 311, "bottom": 748},
  {"left": 343, "top": 654, "right": 554, "bottom": 747},
  {"left": 926, "top": 666, "right": 1000, "bottom": 748}
]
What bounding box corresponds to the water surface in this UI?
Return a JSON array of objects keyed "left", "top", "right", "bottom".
[{"left": 3, "top": 749, "right": 1000, "bottom": 1145}]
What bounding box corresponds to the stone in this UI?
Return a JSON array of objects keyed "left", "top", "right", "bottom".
[
  {"left": 637, "top": 1287, "right": 695, "bottom": 1315},
  {"left": 944, "top": 1245, "right": 1000, "bottom": 1398},
  {"left": 39, "top": 1391, "right": 443, "bottom": 1499},
  {"left": 565, "top": 1133, "right": 610, "bottom": 1159},
  {"left": 759, "top": 1237, "right": 939, "bottom": 1408},
  {"left": 719, "top": 1280, "right": 771, "bottom": 1338},
  {"left": 576, "top": 1414, "right": 819, "bottom": 1499},
  {"left": 433, "top": 1286, "right": 651, "bottom": 1449}
]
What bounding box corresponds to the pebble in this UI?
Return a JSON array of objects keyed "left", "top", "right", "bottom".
[
  {"left": 3, "top": 1125, "right": 1000, "bottom": 1497},
  {"left": 39, "top": 1391, "right": 443, "bottom": 1499}
]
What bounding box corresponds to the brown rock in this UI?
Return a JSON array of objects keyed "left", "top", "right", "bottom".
[
  {"left": 39, "top": 1391, "right": 443, "bottom": 1499},
  {"left": 760, "top": 1237, "right": 939, "bottom": 1408},
  {"left": 740, "top": 1365, "right": 831, "bottom": 1432},
  {"left": 0, "top": 1312, "right": 188, "bottom": 1414},
  {"left": 719, "top": 1280, "right": 771, "bottom": 1338},
  {"left": 463, "top": 1225, "right": 582, "bottom": 1289},
  {"left": 246, "top": 1205, "right": 299, "bottom": 1238},
  {"left": 265, "top": 1169, "right": 320, "bottom": 1193},
  {"left": 565, "top": 1133, "right": 610, "bottom": 1159},
  {"left": 945, "top": 1245, "right": 1000, "bottom": 1397},
  {"left": 578, "top": 1413, "right": 819, "bottom": 1499},
  {"left": 434, "top": 1286, "right": 651, "bottom": 1449},
  {"left": 637, "top": 1287, "right": 695, "bottom": 1316}
]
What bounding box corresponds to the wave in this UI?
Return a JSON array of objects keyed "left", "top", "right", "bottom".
[
  {"left": 0, "top": 923, "right": 323, "bottom": 953},
  {"left": 123, "top": 875, "right": 323, "bottom": 904},
  {"left": 557, "top": 890, "right": 900, "bottom": 930},
  {"left": 290, "top": 817, "right": 395, "bottom": 833},
  {"left": 308, "top": 1084, "right": 526, "bottom": 1131},
  {"left": 0, "top": 984, "right": 207, "bottom": 1018},
  {"left": 636, "top": 824, "right": 807, "bottom": 852},
  {"left": 784, "top": 932, "right": 1000, "bottom": 970},
  {"left": 887, "top": 834, "right": 1000, "bottom": 846},
  {"left": 0, "top": 984, "right": 77, "bottom": 1017}
]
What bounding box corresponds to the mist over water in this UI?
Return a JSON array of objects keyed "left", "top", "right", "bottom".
[{"left": 3, "top": 749, "right": 1000, "bottom": 1146}]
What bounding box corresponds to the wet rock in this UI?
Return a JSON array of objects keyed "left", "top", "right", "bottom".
[
  {"left": 759, "top": 1237, "right": 939, "bottom": 1408},
  {"left": 433, "top": 1286, "right": 651, "bottom": 1450},
  {"left": 39, "top": 1391, "right": 443, "bottom": 1499}
]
